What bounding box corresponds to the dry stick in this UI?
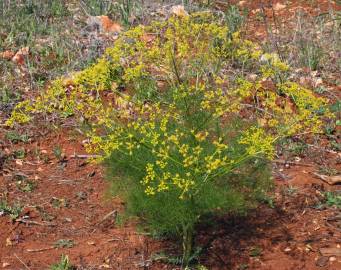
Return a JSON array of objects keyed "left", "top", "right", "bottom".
[
  {"left": 70, "top": 154, "right": 100, "bottom": 159},
  {"left": 312, "top": 173, "right": 341, "bottom": 185},
  {"left": 273, "top": 159, "right": 314, "bottom": 167},
  {"left": 27, "top": 247, "right": 55, "bottom": 253},
  {"left": 16, "top": 218, "right": 57, "bottom": 227},
  {"left": 14, "top": 253, "right": 31, "bottom": 270},
  {"left": 96, "top": 210, "right": 118, "bottom": 226}
]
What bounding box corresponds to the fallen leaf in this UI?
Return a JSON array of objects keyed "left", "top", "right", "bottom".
[
  {"left": 170, "top": 5, "right": 189, "bottom": 17},
  {"left": 141, "top": 34, "right": 155, "bottom": 43},
  {"left": 273, "top": 3, "right": 286, "bottom": 11},
  {"left": 15, "top": 159, "right": 23, "bottom": 166},
  {"left": 238, "top": 1, "right": 247, "bottom": 7},
  {"left": 99, "top": 16, "right": 121, "bottom": 33},
  {"left": 5, "top": 238, "right": 13, "bottom": 246},
  {"left": 12, "top": 47, "right": 29, "bottom": 65},
  {"left": 87, "top": 16, "right": 122, "bottom": 33},
  {"left": 0, "top": 50, "right": 15, "bottom": 60}
]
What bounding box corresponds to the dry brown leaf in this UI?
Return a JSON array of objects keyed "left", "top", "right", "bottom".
[
  {"left": 12, "top": 47, "right": 29, "bottom": 65},
  {"left": 238, "top": 1, "right": 247, "bottom": 7},
  {"left": 5, "top": 238, "right": 13, "bottom": 246},
  {"left": 100, "top": 16, "right": 122, "bottom": 33},
  {"left": 141, "top": 34, "right": 155, "bottom": 43},
  {"left": 15, "top": 159, "right": 23, "bottom": 166},
  {"left": 0, "top": 50, "right": 15, "bottom": 60},
  {"left": 170, "top": 5, "right": 189, "bottom": 17},
  {"left": 273, "top": 3, "right": 286, "bottom": 11}
]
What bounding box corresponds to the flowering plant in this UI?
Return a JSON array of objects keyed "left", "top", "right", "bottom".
[{"left": 6, "top": 13, "right": 332, "bottom": 266}]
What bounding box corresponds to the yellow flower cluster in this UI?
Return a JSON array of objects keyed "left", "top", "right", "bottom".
[{"left": 6, "top": 13, "right": 332, "bottom": 199}]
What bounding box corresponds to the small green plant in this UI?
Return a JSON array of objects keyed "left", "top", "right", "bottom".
[
  {"left": 51, "top": 197, "right": 69, "bottom": 208},
  {"left": 249, "top": 246, "right": 262, "bottom": 257},
  {"left": 318, "top": 166, "right": 338, "bottom": 176},
  {"left": 325, "top": 192, "right": 341, "bottom": 208},
  {"left": 298, "top": 40, "right": 323, "bottom": 71},
  {"left": 16, "top": 179, "right": 36, "bottom": 193},
  {"left": 238, "top": 264, "right": 249, "bottom": 270},
  {"left": 0, "top": 200, "right": 22, "bottom": 220},
  {"left": 50, "top": 255, "right": 74, "bottom": 270},
  {"left": 13, "top": 148, "right": 26, "bottom": 159},
  {"left": 285, "top": 185, "right": 298, "bottom": 196},
  {"left": 225, "top": 5, "right": 246, "bottom": 36},
  {"left": 114, "top": 0, "right": 138, "bottom": 26},
  {"left": 54, "top": 239, "right": 75, "bottom": 248},
  {"left": 0, "top": 88, "right": 20, "bottom": 105},
  {"left": 5, "top": 131, "right": 29, "bottom": 143},
  {"left": 53, "top": 145, "right": 63, "bottom": 160},
  {"left": 81, "top": 0, "right": 115, "bottom": 16}
]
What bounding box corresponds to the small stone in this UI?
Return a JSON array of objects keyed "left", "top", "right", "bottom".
[
  {"left": 316, "top": 256, "right": 329, "bottom": 267},
  {"left": 2, "top": 262, "right": 10, "bottom": 268},
  {"left": 329, "top": 256, "right": 336, "bottom": 262},
  {"left": 284, "top": 247, "right": 291, "bottom": 252}
]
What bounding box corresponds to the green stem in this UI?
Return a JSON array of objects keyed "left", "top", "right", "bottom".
[{"left": 182, "top": 222, "right": 194, "bottom": 267}]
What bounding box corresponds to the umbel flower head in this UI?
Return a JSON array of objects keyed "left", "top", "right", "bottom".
[{"left": 6, "top": 13, "right": 332, "bottom": 200}]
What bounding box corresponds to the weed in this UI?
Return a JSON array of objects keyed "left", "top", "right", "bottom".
[
  {"left": 50, "top": 255, "right": 74, "bottom": 270},
  {"left": 0, "top": 87, "right": 20, "bottom": 106},
  {"left": 16, "top": 179, "right": 36, "bottom": 193},
  {"left": 257, "top": 194, "right": 275, "bottom": 208},
  {"left": 263, "top": 8, "right": 341, "bottom": 73},
  {"left": 285, "top": 185, "right": 298, "bottom": 196},
  {"left": 13, "top": 148, "right": 25, "bottom": 159},
  {"left": 318, "top": 166, "right": 338, "bottom": 176},
  {"left": 53, "top": 145, "right": 63, "bottom": 160},
  {"left": 54, "top": 239, "right": 75, "bottom": 249},
  {"left": 225, "top": 5, "right": 246, "bottom": 36},
  {"left": 81, "top": 0, "right": 115, "bottom": 16},
  {"left": 249, "top": 246, "right": 262, "bottom": 257},
  {"left": 51, "top": 197, "right": 69, "bottom": 208},
  {"left": 152, "top": 247, "right": 202, "bottom": 266},
  {"left": 5, "top": 131, "right": 29, "bottom": 143},
  {"left": 238, "top": 264, "right": 249, "bottom": 270},
  {"left": 0, "top": 200, "right": 22, "bottom": 220},
  {"left": 325, "top": 192, "right": 341, "bottom": 208},
  {"left": 114, "top": 0, "right": 138, "bottom": 26}
]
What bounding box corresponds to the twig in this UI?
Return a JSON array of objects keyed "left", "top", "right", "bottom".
[
  {"left": 70, "top": 154, "right": 100, "bottom": 159},
  {"left": 312, "top": 173, "right": 341, "bottom": 185},
  {"left": 27, "top": 247, "right": 55, "bottom": 252},
  {"left": 307, "top": 144, "right": 338, "bottom": 154},
  {"left": 273, "top": 159, "right": 314, "bottom": 167},
  {"left": 95, "top": 210, "right": 118, "bottom": 226},
  {"left": 14, "top": 253, "right": 31, "bottom": 270},
  {"left": 16, "top": 218, "right": 57, "bottom": 227},
  {"left": 107, "top": 237, "right": 125, "bottom": 242}
]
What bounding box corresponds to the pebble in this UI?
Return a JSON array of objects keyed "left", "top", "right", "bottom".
[
  {"left": 316, "top": 256, "right": 329, "bottom": 267},
  {"left": 2, "top": 263, "right": 10, "bottom": 268}
]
